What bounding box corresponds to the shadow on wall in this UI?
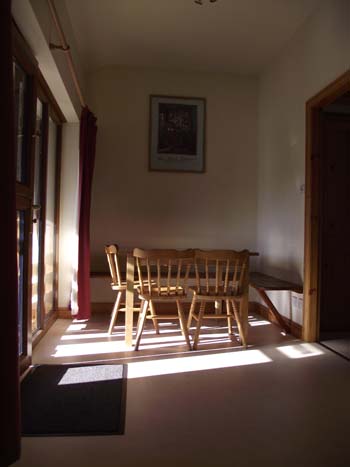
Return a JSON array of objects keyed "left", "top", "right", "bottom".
[{"left": 259, "top": 255, "right": 303, "bottom": 285}]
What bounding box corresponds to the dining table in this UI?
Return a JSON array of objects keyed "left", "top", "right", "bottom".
[{"left": 123, "top": 250, "right": 259, "bottom": 348}]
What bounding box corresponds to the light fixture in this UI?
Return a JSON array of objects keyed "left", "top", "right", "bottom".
[{"left": 194, "top": 0, "right": 218, "bottom": 5}]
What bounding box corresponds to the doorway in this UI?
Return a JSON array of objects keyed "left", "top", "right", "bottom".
[
  {"left": 303, "top": 71, "right": 350, "bottom": 359},
  {"left": 319, "top": 94, "right": 350, "bottom": 358}
]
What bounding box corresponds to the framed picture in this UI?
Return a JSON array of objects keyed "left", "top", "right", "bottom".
[{"left": 149, "top": 95, "right": 206, "bottom": 172}]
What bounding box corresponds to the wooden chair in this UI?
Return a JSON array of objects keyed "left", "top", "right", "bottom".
[
  {"left": 105, "top": 245, "right": 159, "bottom": 335},
  {"left": 187, "top": 249, "right": 250, "bottom": 350},
  {"left": 133, "top": 248, "right": 194, "bottom": 351}
]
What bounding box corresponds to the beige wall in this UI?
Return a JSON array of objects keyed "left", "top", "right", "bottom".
[
  {"left": 88, "top": 67, "right": 259, "bottom": 271},
  {"left": 257, "top": 0, "right": 350, "bottom": 323}
]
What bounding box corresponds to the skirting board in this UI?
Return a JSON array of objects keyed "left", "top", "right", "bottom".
[
  {"left": 57, "top": 308, "right": 73, "bottom": 319},
  {"left": 33, "top": 310, "right": 58, "bottom": 348},
  {"left": 250, "top": 301, "right": 302, "bottom": 339}
]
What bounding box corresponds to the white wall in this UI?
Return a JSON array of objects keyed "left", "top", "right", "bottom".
[
  {"left": 88, "top": 67, "right": 259, "bottom": 272},
  {"left": 29, "top": 0, "right": 87, "bottom": 117},
  {"left": 12, "top": 0, "right": 83, "bottom": 122},
  {"left": 57, "top": 124, "right": 80, "bottom": 309},
  {"left": 257, "top": 0, "right": 350, "bottom": 323}
]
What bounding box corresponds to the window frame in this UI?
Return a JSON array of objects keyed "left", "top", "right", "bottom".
[{"left": 13, "top": 22, "right": 66, "bottom": 371}]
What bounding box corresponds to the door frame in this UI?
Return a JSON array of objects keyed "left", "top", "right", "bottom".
[{"left": 303, "top": 70, "right": 350, "bottom": 341}]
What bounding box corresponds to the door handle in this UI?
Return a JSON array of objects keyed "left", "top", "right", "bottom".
[{"left": 32, "top": 204, "right": 41, "bottom": 223}]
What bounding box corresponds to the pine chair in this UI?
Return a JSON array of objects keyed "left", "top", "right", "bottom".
[
  {"left": 187, "top": 249, "right": 250, "bottom": 350},
  {"left": 105, "top": 245, "right": 158, "bottom": 335},
  {"left": 133, "top": 248, "right": 194, "bottom": 351}
]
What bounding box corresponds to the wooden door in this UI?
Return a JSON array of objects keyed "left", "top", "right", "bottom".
[{"left": 319, "top": 113, "right": 350, "bottom": 332}]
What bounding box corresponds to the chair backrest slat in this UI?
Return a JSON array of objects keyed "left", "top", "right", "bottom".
[
  {"left": 105, "top": 244, "right": 122, "bottom": 286},
  {"left": 146, "top": 258, "right": 152, "bottom": 293},
  {"left": 184, "top": 263, "right": 190, "bottom": 289},
  {"left": 133, "top": 248, "right": 194, "bottom": 297},
  {"left": 232, "top": 259, "right": 239, "bottom": 293},
  {"left": 195, "top": 262, "right": 200, "bottom": 290},
  {"left": 215, "top": 259, "right": 219, "bottom": 294},
  {"left": 205, "top": 258, "right": 209, "bottom": 293},
  {"left": 224, "top": 259, "right": 229, "bottom": 292},
  {"left": 157, "top": 259, "right": 161, "bottom": 296},
  {"left": 176, "top": 259, "right": 182, "bottom": 293},
  {"left": 167, "top": 259, "right": 171, "bottom": 293}
]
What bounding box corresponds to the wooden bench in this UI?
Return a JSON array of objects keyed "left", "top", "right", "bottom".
[{"left": 249, "top": 272, "right": 303, "bottom": 333}]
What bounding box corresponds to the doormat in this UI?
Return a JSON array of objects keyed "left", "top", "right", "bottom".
[{"left": 21, "top": 363, "right": 127, "bottom": 436}]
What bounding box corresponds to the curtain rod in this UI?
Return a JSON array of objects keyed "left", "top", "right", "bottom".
[{"left": 47, "top": 0, "right": 85, "bottom": 109}]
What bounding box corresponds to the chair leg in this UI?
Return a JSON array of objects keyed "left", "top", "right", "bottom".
[
  {"left": 136, "top": 302, "right": 156, "bottom": 332},
  {"left": 187, "top": 295, "right": 196, "bottom": 329},
  {"left": 176, "top": 301, "right": 192, "bottom": 351},
  {"left": 149, "top": 300, "right": 160, "bottom": 334},
  {"left": 134, "top": 300, "right": 149, "bottom": 351},
  {"left": 108, "top": 291, "right": 123, "bottom": 335},
  {"left": 136, "top": 300, "right": 144, "bottom": 330},
  {"left": 231, "top": 299, "right": 247, "bottom": 348},
  {"left": 226, "top": 300, "right": 233, "bottom": 336},
  {"left": 193, "top": 301, "right": 206, "bottom": 350}
]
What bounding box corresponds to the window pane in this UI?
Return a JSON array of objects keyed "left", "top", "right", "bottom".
[
  {"left": 17, "top": 210, "right": 25, "bottom": 355},
  {"left": 13, "top": 61, "right": 28, "bottom": 184},
  {"left": 44, "top": 118, "right": 58, "bottom": 315},
  {"left": 31, "top": 100, "right": 43, "bottom": 333}
]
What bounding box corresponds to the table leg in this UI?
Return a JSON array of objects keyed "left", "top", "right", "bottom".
[
  {"left": 241, "top": 293, "right": 249, "bottom": 343},
  {"left": 125, "top": 254, "right": 135, "bottom": 347},
  {"left": 215, "top": 263, "right": 223, "bottom": 315},
  {"left": 256, "top": 288, "right": 290, "bottom": 334}
]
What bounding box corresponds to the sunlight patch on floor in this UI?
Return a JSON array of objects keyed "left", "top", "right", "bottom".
[
  {"left": 66, "top": 323, "right": 88, "bottom": 332},
  {"left": 127, "top": 349, "right": 272, "bottom": 378},
  {"left": 61, "top": 332, "right": 117, "bottom": 341},
  {"left": 276, "top": 343, "right": 324, "bottom": 359},
  {"left": 58, "top": 365, "right": 123, "bottom": 385},
  {"left": 52, "top": 340, "right": 128, "bottom": 357},
  {"left": 249, "top": 320, "right": 271, "bottom": 327}
]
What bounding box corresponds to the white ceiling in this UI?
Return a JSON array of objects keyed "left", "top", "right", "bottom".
[{"left": 64, "top": 0, "right": 321, "bottom": 74}]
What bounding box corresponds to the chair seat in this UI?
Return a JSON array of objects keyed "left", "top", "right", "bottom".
[
  {"left": 111, "top": 280, "right": 143, "bottom": 291},
  {"left": 189, "top": 286, "right": 243, "bottom": 301},
  {"left": 138, "top": 286, "right": 188, "bottom": 301},
  {"left": 111, "top": 282, "right": 127, "bottom": 291}
]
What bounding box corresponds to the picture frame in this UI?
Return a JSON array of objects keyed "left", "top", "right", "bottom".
[{"left": 149, "top": 95, "right": 206, "bottom": 172}]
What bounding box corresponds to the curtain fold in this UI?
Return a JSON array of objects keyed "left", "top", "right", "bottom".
[
  {"left": 77, "top": 107, "right": 97, "bottom": 320},
  {"left": 1, "top": 0, "right": 21, "bottom": 465}
]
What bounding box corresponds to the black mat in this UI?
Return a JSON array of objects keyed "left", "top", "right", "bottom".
[{"left": 21, "top": 363, "right": 127, "bottom": 436}]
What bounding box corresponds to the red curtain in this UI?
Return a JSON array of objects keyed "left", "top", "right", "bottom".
[
  {"left": 1, "top": 0, "right": 21, "bottom": 464},
  {"left": 77, "top": 107, "right": 97, "bottom": 320}
]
